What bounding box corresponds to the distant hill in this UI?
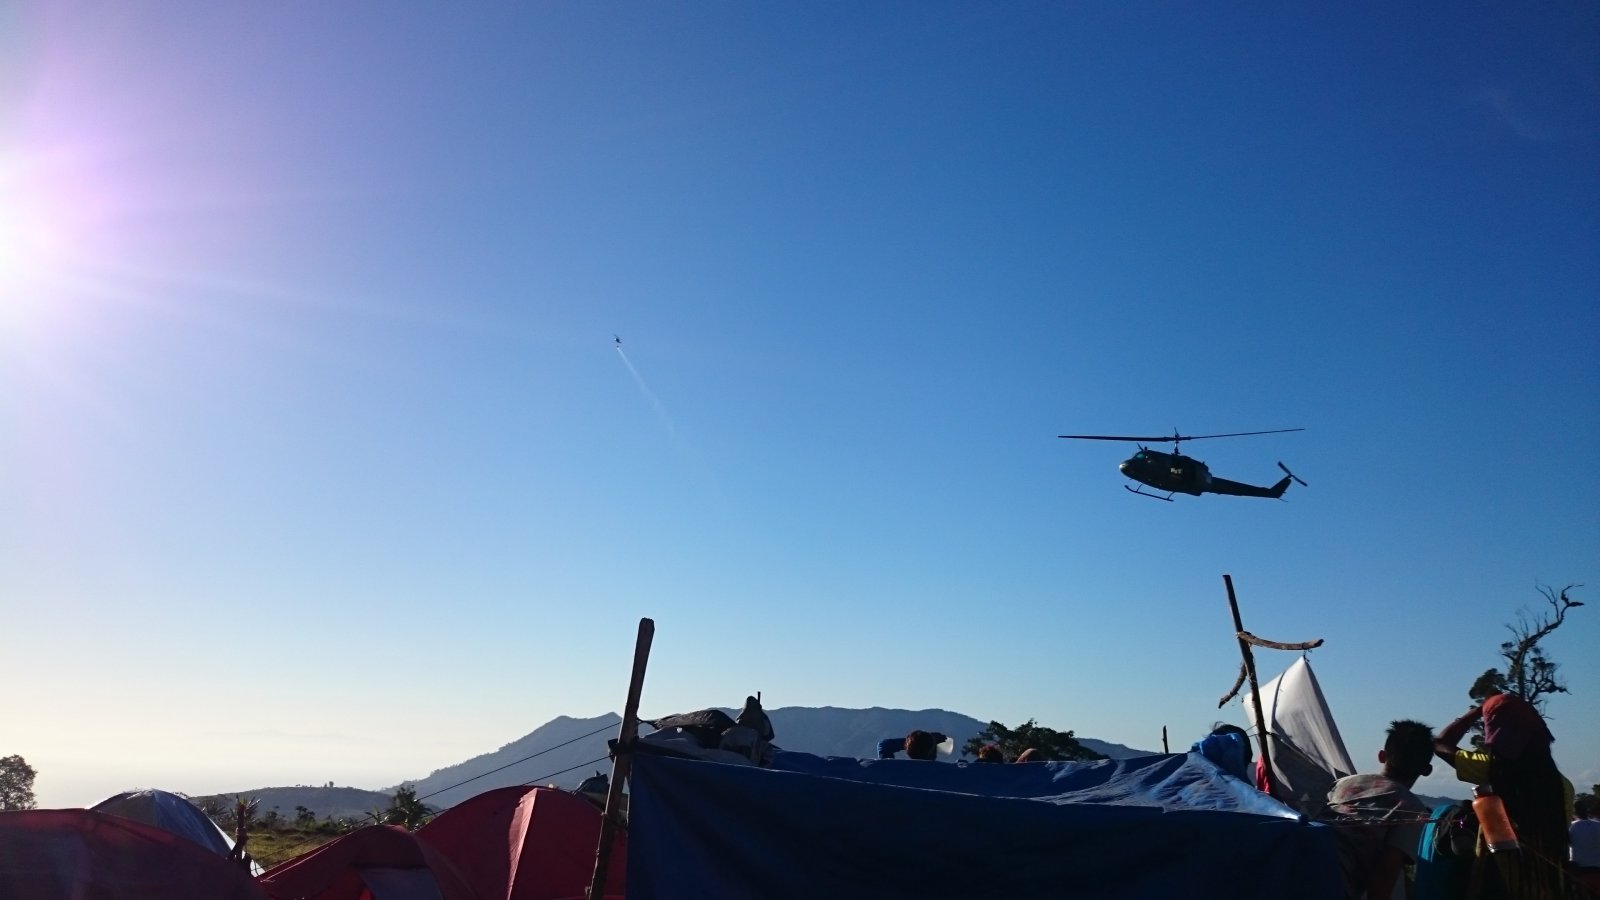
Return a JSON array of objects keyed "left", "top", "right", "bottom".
[
  {"left": 398, "top": 714, "right": 625, "bottom": 810},
  {"left": 206, "top": 707, "right": 1158, "bottom": 816},
  {"left": 394, "top": 706, "right": 1155, "bottom": 809},
  {"left": 189, "top": 785, "right": 393, "bottom": 822}
]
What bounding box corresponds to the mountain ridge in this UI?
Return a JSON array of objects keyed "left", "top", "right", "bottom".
[{"left": 196, "top": 706, "right": 1154, "bottom": 818}]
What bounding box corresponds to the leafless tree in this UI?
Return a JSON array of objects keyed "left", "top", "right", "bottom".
[{"left": 1469, "top": 583, "right": 1584, "bottom": 713}]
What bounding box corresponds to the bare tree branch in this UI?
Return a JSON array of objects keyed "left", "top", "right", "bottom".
[
  {"left": 1218, "top": 662, "right": 1248, "bottom": 708},
  {"left": 1237, "top": 631, "right": 1324, "bottom": 651},
  {"left": 1496, "top": 583, "right": 1582, "bottom": 710}
]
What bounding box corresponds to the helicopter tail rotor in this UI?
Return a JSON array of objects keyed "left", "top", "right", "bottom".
[{"left": 1276, "top": 461, "right": 1307, "bottom": 487}]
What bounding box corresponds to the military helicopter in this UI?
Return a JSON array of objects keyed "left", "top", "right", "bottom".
[{"left": 1058, "top": 428, "right": 1307, "bottom": 501}]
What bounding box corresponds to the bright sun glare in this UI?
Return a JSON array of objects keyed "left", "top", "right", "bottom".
[
  {"left": 0, "top": 205, "right": 67, "bottom": 283},
  {"left": 0, "top": 155, "right": 89, "bottom": 328}
]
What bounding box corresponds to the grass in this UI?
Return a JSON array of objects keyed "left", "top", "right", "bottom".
[{"left": 239, "top": 827, "right": 343, "bottom": 869}]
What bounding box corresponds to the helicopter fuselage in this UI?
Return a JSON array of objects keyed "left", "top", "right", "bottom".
[
  {"left": 1120, "top": 449, "right": 1211, "bottom": 495},
  {"left": 1117, "top": 447, "right": 1294, "bottom": 500}
]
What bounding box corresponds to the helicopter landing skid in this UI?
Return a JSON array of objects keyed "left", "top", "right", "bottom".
[{"left": 1125, "top": 485, "right": 1175, "bottom": 501}]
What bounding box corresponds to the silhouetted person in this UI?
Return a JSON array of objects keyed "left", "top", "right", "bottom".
[
  {"left": 876, "top": 730, "right": 946, "bottom": 760},
  {"left": 1434, "top": 693, "right": 1569, "bottom": 900},
  {"left": 1326, "top": 719, "right": 1434, "bottom": 900},
  {"left": 1572, "top": 797, "right": 1600, "bottom": 897},
  {"left": 1192, "top": 722, "right": 1253, "bottom": 782}
]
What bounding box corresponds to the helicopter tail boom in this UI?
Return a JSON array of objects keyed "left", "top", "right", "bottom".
[{"left": 1205, "top": 473, "right": 1293, "bottom": 499}]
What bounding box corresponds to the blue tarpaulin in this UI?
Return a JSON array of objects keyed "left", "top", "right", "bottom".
[
  {"left": 90, "top": 789, "right": 236, "bottom": 858},
  {"left": 628, "top": 750, "right": 1340, "bottom": 900}
]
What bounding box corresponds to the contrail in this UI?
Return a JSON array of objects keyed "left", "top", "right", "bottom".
[
  {"left": 613, "top": 343, "right": 733, "bottom": 514},
  {"left": 615, "top": 345, "right": 678, "bottom": 442}
]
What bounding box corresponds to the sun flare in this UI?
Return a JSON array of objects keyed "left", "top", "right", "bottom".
[
  {"left": 0, "top": 157, "right": 69, "bottom": 273},
  {"left": 0, "top": 148, "right": 110, "bottom": 332}
]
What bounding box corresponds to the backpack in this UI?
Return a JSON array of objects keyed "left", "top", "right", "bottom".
[
  {"left": 1429, "top": 798, "right": 1478, "bottom": 860},
  {"left": 1412, "top": 800, "right": 1475, "bottom": 900}
]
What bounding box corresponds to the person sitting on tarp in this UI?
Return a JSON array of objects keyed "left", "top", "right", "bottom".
[
  {"left": 1192, "top": 723, "right": 1253, "bottom": 782},
  {"left": 976, "top": 744, "right": 1007, "bottom": 763},
  {"left": 877, "top": 730, "right": 946, "bottom": 760}
]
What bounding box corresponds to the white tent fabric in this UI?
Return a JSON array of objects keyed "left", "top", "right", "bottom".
[{"left": 1243, "top": 656, "right": 1355, "bottom": 815}]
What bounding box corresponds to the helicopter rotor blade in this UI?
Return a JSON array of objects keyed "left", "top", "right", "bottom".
[
  {"left": 1277, "top": 461, "right": 1308, "bottom": 486},
  {"left": 1059, "top": 428, "right": 1303, "bottom": 443},
  {"left": 1178, "top": 428, "right": 1305, "bottom": 441},
  {"left": 1057, "top": 434, "right": 1177, "bottom": 442}
]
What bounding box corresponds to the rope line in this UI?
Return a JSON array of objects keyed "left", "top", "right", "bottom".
[
  {"left": 414, "top": 721, "right": 617, "bottom": 805},
  {"left": 521, "top": 756, "right": 613, "bottom": 788},
  {"left": 242, "top": 722, "right": 619, "bottom": 864}
]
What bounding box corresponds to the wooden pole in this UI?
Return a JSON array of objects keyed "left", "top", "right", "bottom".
[
  {"left": 1223, "top": 574, "right": 1274, "bottom": 796},
  {"left": 1161, "top": 726, "right": 1169, "bottom": 754},
  {"left": 588, "top": 617, "right": 655, "bottom": 900}
]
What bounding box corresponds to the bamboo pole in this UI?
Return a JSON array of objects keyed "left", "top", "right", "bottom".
[
  {"left": 588, "top": 617, "right": 655, "bottom": 900},
  {"left": 1223, "top": 574, "right": 1274, "bottom": 796}
]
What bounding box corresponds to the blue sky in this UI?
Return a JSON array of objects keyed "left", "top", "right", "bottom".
[{"left": 2, "top": 2, "right": 1595, "bottom": 808}]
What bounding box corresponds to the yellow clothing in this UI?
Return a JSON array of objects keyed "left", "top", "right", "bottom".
[
  {"left": 1449, "top": 749, "right": 1574, "bottom": 820},
  {"left": 1452, "top": 748, "right": 1491, "bottom": 784}
]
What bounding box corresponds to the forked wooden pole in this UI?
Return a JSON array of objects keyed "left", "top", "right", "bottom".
[
  {"left": 1223, "top": 574, "right": 1274, "bottom": 796},
  {"left": 588, "top": 617, "right": 655, "bottom": 900}
]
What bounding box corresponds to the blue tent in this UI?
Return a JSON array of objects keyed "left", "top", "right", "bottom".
[
  {"left": 90, "top": 789, "right": 236, "bottom": 858},
  {"left": 628, "top": 750, "right": 1339, "bottom": 899}
]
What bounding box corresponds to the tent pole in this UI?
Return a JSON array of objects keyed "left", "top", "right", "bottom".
[
  {"left": 588, "top": 617, "right": 655, "bottom": 900},
  {"left": 1223, "top": 574, "right": 1274, "bottom": 796}
]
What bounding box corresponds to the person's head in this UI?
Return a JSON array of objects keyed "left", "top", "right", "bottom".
[
  {"left": 1480, "top": 693, "right": 1554, "bottom": 760},
  {"left": 904, "top": 730, "right": 938, "bottom": 761},
  {"left": 976, "top": 744, "right": 1006, "bottom": 763},
  {"left": 1211, "top": 723, "right": 1252, "bottom": 766},
  {"left": 1378, "top": 719, "right": 1434, "bottom": 785}
]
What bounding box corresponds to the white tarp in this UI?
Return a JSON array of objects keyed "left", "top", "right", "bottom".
[{"left": 1243, "top": 656, "right": 1355, "bottom": 815}]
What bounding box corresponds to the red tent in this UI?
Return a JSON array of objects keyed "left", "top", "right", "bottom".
[
  {"left": 257, "top": 824, "right": 479, "bottom": 900},
  {"left": 418, "top": 786, "right": 626, "bottom": 900},
  {"left": 0, "top": 809, "right": 266, "bottom": 900}
]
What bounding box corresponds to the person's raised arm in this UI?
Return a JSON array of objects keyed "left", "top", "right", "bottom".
[{"left": 1433, "top": 706, "right": 1482, "bottom": 764}]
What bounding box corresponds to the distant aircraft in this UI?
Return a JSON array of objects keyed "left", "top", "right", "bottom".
[{"left": 614, "top": 334, "right": 622, "bottom": 346}]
